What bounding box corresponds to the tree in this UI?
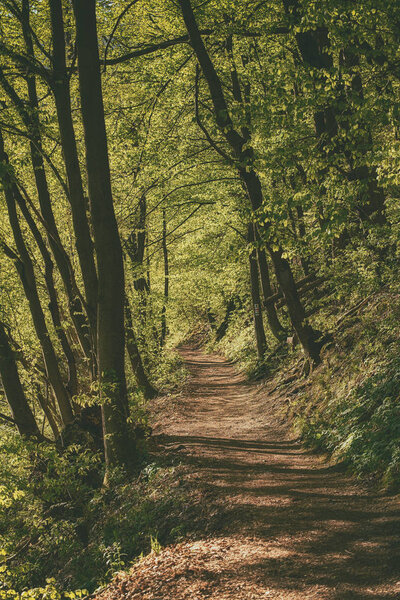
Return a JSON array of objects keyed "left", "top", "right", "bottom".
[
  {"left": 0, "top": 320, "right": 41, "bottom": 438},
  {"left": 72, "top": 0, "right": 133, "bottom": 475},
  {"left": 178, "top": 0, "right": 324, "bottom": 363}
]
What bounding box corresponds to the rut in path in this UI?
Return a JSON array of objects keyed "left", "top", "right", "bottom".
[{"left": 100, "top": 348, "right": 400, "bottom": 600}]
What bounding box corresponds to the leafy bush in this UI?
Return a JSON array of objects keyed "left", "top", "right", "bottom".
[
  {"left": 0, "top": 557, "right": 87, "bottom": 600},
  {"left": 0, "top": 431, "right": 196, "bottom": 593}
]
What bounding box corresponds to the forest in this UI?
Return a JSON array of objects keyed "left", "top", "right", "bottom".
[{"left": 0, "top": 0, "right": 400, "bottom": 598}]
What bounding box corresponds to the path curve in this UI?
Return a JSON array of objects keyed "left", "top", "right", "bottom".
[{"left": 102, "top": 348, "right": 400, "bottom": 599}]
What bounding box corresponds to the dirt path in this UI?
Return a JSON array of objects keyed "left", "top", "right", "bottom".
[{"left": 101, "top": 348, "right": 400, "bottom": 599}]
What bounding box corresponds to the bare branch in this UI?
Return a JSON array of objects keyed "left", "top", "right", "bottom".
[
  {"left": 103, "top": 0, "right": 141, "bottom": 70},
  {"left": 104, "top": 31, "right": 212, "bottom": 65},
  {"left": 0, "top": 412, "right": 17, "bottom": 426}
]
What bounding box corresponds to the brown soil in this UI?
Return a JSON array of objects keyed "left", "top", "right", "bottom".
[{"left": 97, "top": 347, "right": 400, "bottom": 600}]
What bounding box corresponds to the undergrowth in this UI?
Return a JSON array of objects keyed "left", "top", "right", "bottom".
[
  {"left": 293, "top": 294, "right": 400, "bottom": 489},
  {"left": 0, "top": 436, "right": 200, "bottom": 595}
]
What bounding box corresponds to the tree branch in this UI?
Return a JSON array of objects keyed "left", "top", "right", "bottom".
[
  {"left": 104, "top": 31, "right": 212, "bottom": 65},
  {"left": 195, "top": 65, "right": 233, "bottom": 163},
  {"left": 103, "top": 0, "right": 141, "bottom": 69},
  {"left": 0, "top": 412, "right": 18, "bottom": 426}
]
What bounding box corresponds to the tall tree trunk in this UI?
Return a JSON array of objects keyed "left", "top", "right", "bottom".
[
  {"left": 73, "top": 0, "right": 133, "bottom": 475},
  {"left": 7, "top": 0, "right": 94, "bottom": 361},
  {"left": 160, "top": 209, "right": 169, "bottom": 347},
  {"left": 0, "top": 134, "right": 74, "bottom": 427},
  {"left": 0, "top": 321, "right": 41, "bottom": 438},
  {"left": 256, "top": 243, "right": 285, "bottom": 341},
  {"left": 242, "top": 173, "right": 322, "bottom": 363},
  {"left": 178, "top": 0, "right": 322, "bottom": 363},
  {"left": 215, "top": 297, "right": 239, "bottom": 341},
  {"left": 125, "top": 298, "right": 157, "bottom": 399},
  {"left": 124, "top": 196, "right": 156, "bottom": 392},
  {"left": 49, "top": 0, "right": 98, "bottom": 353},
  {"left": 269, "top": 249, "right": 322, "bottom": 361},
  {"left": 248, "top": 223, "right": 267, "bottom": 359},
  {"left": 14, "top": 186, "right": 78, "bottom": 398},
  {"left": 126, "top": 195, "right": 149, "bottom": 325},
  {"left": 0, "top": 85, "right": 92, "bottom": 364}
]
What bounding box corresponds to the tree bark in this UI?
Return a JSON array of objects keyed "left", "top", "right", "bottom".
[
  {"left": 17, "top": 0, "right": 93, "bottom": 361},
  {"left": 14, "top": 186, "right": 78, "bottom": 398},
  {"left": 243, "top": 172, "right": 322, "bottom": 362},
  {"left": 49, "top": 0, "right": 99, "bottom": 353},
  {"left": 269, "top": 250, "right": 322, "bottom": 361},
  {"left": 125, "top": 298, "right": 157, "bottom": 399},
  {"left": 126, "top": 195, "right": 149, "bottom": 328},
  {"left": 0, "top": 321, "right": 41, "bottom": 438},
  {"left": 0, "top": 134, "right": 74, "bottom": 427},
  {"left": 215, "top": 297, "right": 240, "bottom": 342},
  {"left": 73, "top": 0, "right": 133, "bottom": 474},
  {"left": 248, "top": 224, "right": 267, "bottom": 358},
  {"left": 160, "top": 209, "right": 169, "bottom": 347},
  {"left": 256, "top": 243, "right": 285, "bottom": 341},
  {"left": 0, "top": 66, "right": 92, "bottom": 360}
]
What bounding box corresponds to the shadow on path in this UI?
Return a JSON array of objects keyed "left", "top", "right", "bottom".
[{"left": 133, "top": 347, "right": 400, "bottom": 599}]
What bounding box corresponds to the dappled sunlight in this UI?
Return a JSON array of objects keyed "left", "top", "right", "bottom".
[{"left": 101, "top": 348, "right": 400, "bottom": 599}]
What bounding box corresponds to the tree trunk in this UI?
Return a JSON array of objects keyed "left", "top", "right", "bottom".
[
  {"left": 0, "top": 321, "right": 41, "bottom": 438},
  {"left": 14, "top": 186, "right": 78, "bottom": 398},
  {"left": 242, "top": 170, "right": 322, "bottom": 362},
  {"left": 126, "top": 195, "right": 149, "bottom": 326},
  {"left": 269, "top": 249, "right": 322, "bottom": 362},
  {"left": 5, "top": 0, "right": 94, "bottom": 362},
  {"left": 49, "top": 0, "right": 98, "bottom": 353},
  {"left": 215, "top": 297, "right": 240, "bottom": 342},
  {"left": 0, "top": 64, "right": 93, "bottom": 361},
  {"left": 248, "top": 223, "right": 267, "bottom": 359},
  {"left": 160, "top": 209, "right": 169, "bottom": 347},
  {"left": 178, "top": 0, "right": 322, "bottom": 363},
  {"left": 256, "top": 243, "right": 285, "bottom": 341},
  {"left": 125, "top": 298, "right": 157, "bottom": 399},
  {"left": 73, "top": 0, "right": 133, "bottom": 475},
  {"left": 0, "top": 134, "right": 74, "bottom": 427}
]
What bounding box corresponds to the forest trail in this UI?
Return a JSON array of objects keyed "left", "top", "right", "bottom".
[{"left": 99, "top": 348, "right": 400, "bottom": 600}]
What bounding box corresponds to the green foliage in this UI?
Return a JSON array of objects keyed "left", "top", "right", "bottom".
[
  {"left": 294, "top": 293, "right": 400, "bottom": 489},
  {"left": 0, "top": 431, "right": 198, "bottom": 593},
  {"left": 0, "top": 570, "right": 87, "bottom": 600},
  {"left": 299, "top": 359, "right": 400, "bottom": 487},
  {"left": 0, "top": 434, "right": 102, "bottom": 590}
]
